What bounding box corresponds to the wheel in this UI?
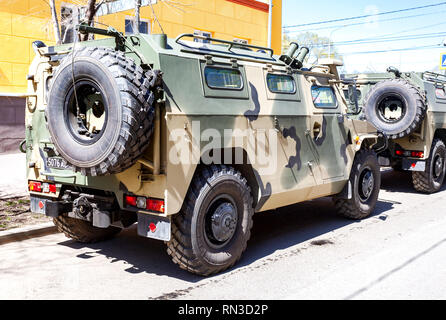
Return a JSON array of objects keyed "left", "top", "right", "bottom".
[
  {"left": 334, "top": 149, "right": 381, "bottom": 220},
  {"left": 46, "top": 47, "right": 162, "bottom": 176},
  {"left": 412, "top": 139, "right": 446, "bottom": 194},
  {"left": 363, "top": 79, "right": 426, "bottom": 140},
  {"left": 166, "top": 165, "right": 254, "bottom": 276},
  {"left": 53, "top": 215, "right": 121, "bottom": 243}
]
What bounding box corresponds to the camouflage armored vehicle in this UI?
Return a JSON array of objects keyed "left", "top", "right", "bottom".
[
  {"left": 25, "top": 26, "right": 383, "bottom": 276},
  {"left": 342, "top": 68, "right": 446, "bottom": 193}
]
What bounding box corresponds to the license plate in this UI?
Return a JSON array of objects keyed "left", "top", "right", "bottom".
[{"left": 46, "top": 157, "right": 73, "bottom": 170}]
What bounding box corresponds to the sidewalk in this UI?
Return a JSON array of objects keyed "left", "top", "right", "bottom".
[{"left": 0, "top": 153, "right": 27, "bottom": 199}]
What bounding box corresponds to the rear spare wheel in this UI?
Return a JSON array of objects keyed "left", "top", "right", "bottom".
[
  {"left": 46, "top": 47, "right": 161, "bottom": 176},
  {"left": 363, "top": 79, "right": 426, "bottom": 140}
]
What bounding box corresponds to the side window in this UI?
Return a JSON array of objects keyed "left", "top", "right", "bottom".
[
  {"left": 311, "top": 86, "right": 338, "bottom": 109},
  {"left": 204, "top": 67, "right": 243, "bottom": 90},
  {"left": 267, "top": 74, "right": 296, "bottom": 94}
]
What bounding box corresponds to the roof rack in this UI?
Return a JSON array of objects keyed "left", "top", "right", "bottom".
[
  {"left": 423, "top": 71, "right": 446, "bottom": 85},
  {"left": 175, "top": 33, "right": 274, "bottom": 58}
]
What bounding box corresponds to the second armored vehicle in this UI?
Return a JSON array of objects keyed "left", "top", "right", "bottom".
[{"left": 342, "top": 69, "right": 446, "bottom": 194}]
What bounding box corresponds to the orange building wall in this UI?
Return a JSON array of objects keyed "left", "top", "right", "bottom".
[{"left": 0, "top": 0, "right": 282, "bottom": 94}]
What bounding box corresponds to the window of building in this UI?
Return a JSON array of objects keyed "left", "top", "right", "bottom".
[
  {"left": 267, "top": 74, "right": 296, "bottom": 94},
  {"left": 194, "top": 30, "right": 212, "bottom": 44},
  {"left": 125, "top": 17, "right": 150, "bottom": 35},
  {"left": 204, "top": 67, "right": 243, "bottom": 90},
  {"left": 233, "top": 38, "right": 249, "bottom": 45},
  {"left": 311, "top": 86, "right": 338, "bottom": 109}
]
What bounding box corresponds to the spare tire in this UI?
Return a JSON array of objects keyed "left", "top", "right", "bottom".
[
  {"left": 363, "top": 79, "right": 426, "bottom": 139},
  {"left": 46, "top": 47, "right": 161, "bottom": 176}
]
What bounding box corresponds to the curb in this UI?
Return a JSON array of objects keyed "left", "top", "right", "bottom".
[{"left": 0, "top": 222, "right": 59, "bottom": 245}]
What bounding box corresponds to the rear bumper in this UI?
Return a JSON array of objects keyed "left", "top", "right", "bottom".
[
  {"left": 30, "top": 196, "right": 72, "bottom": 217},
  {"left": 30, "top": 195, "right": 171, "bottom": 241}
]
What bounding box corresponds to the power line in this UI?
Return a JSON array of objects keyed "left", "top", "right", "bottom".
[
  {"left": 305, "top": 33, "right": 446, "bottom": 49},
  {"left": 284, "top": 9, "right": 446, "bottom": 33},
  {"left": 332, "top": 32, "right": 446, "bottom": 46},
  {"left": 283, "top": 2, "right": 446, "bottom": 29},
  {"left": 341, "top": 44, "right": 442, "bottom": 56},
  {"left": 340, "top": 21, "right": 446, "bottom": 44}
]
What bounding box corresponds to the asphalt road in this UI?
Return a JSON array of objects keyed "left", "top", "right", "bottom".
[{"left": 1, "top": 169, "right": 446, "bottom": 300}]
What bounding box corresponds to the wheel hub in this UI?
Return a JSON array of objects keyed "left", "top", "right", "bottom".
[
  {"left": 210, "top": 202, "right": 237, "bottom": 243},
  {"left": 359, "top": 169, "right": 374, "bottom": 201},
  {"left": 434, "top": 155, "right": 444, "bottom": 179}
]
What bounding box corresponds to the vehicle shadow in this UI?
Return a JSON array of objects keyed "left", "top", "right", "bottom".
[
  {"left": 380, "top": 168, "right": 446, "bottom": 194},
  {"left": 59, "top": 195, "right": 395, "bottom": 283}
]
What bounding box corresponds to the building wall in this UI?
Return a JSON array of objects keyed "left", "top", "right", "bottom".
[{"left": 0, "top": 0, "right": 282, "bottom": 153}]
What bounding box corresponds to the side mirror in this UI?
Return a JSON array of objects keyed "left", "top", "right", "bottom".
[{"left": 347, "top": 84, "right": 360, "bottom": 115}]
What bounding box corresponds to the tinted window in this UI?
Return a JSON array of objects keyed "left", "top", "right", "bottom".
[
  {"left": 204, "top": 67, "right": 243, "bottom": 90},
  {"left": 267, "top": 74, "right": 296, "bottom": 94},
  {"left": 311, "top": 86, "right": 338, "bottom": 108}
]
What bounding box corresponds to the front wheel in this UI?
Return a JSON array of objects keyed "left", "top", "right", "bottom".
[
  {"left": 334, "top": 149, "right": 381, "bottom": 220},
  {"left": 166, "top": 165, "right": 254, "bottom": 276},
  {"left": 412, "top": 139, "right": 446, "bottom": 194}
]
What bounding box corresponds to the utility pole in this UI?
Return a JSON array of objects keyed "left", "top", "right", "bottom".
[{"left": 267, "top": 0, "right": 272, "bottom": 48}]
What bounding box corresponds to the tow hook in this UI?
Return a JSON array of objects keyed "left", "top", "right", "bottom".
[{"left": 69, "top": 195, "right": 112, "bottom": 229}]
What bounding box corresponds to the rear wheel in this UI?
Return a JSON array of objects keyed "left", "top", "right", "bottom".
[
  {"left": 53, "top": 215, "right": 121, "bottom": 243},
  {"left": 412, "top": 139, "right": 446, "bottom": 194},
  {"left": 334, "top": 149, "right": 381, "bottom": 220},
  {"left": 166, "top": 165, "right": 254, "bottom": 276}
]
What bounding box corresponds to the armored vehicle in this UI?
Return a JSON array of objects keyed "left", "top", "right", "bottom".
[
  {"left": 25, "top": 26, "right": 383, "bottom": 276},
  {"left": 342, "top": 69, "right": 446, "bottom": 194}
]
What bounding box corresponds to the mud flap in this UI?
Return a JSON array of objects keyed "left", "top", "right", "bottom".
[
  {"left": 402, "top": 159, "right": 426, "bottom": 172},
  {"left": 137, "top": 213, "right": 171, "bottom": 241},
  {"left": 337, "top": 181, "right": 352, "bottom": 200}
]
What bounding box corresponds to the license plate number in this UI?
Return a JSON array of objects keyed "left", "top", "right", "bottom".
[{"left": 46, "top": 157, "right": 73, "bottom": 170}]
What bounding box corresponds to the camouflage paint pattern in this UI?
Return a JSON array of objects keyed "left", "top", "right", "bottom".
[{"left": 25, "top": 33, "right": 379, "bottom": 217}]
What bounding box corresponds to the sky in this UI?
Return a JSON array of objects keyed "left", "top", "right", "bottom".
[{"left": 282, "top": 0, "right": 446, "bottom": 73}]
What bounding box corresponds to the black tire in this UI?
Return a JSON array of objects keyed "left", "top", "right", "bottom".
[
  {"left": 334, "top": 149, "right": 381, "bottom": 220},
  {"left": 412, "top": 139, "right": 446, "bottom": 194},
  {"left": 166, "top": 165, "right": 254, "bottom": 276},
  {"left": 53, "top": 215, "right": 121, "bottom": 243},
  {"left": 363, "top": 79, "right": 426, "bottom": 140},
  {"left": 46, "top": 47, "right": 161, "bottom": 176}
]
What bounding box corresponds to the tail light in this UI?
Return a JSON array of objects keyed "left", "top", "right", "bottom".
[
  {"left": 147, "top": 199, "right": 165, "bottom": 213},
  {"left": 125, "top": 195, "right": 165, "bottom": 213},
  {"left": 411, "top": 151, "right": 424, "bottom": 158},
  {"left": 28, "top": 181, "right": 57, "bottom": 194},
  {"left": 28, "top": 181, "right": 42, "bottom": 192},
  {"left": 395, "top": 149, "right": 424, "bottom": 158}
]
